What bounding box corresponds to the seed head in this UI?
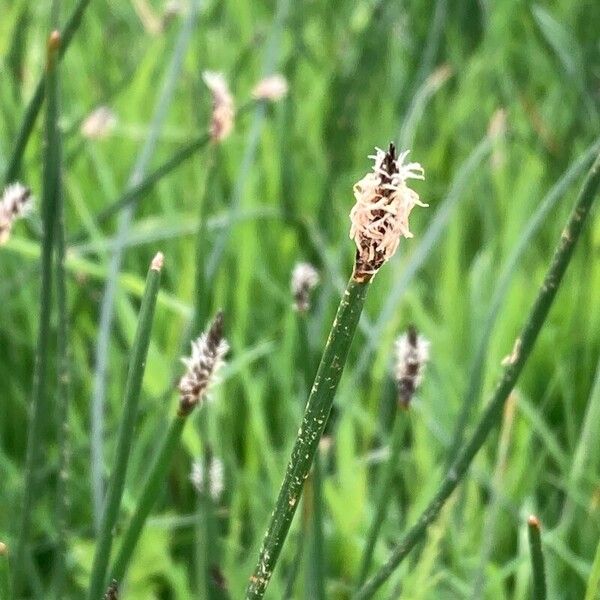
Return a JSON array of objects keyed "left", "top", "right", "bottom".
[
  {"left": 0, "top": 183, "right": 34, "bottom": 245},
  {"left": 394, "top": 325, "right": 429, "bottom": 408},
  {"left": 202, "top": 71, "right": 235, "bottom": 142},
  {"left": 81, "top": 106, "right": 117, "bottom": 139},
  {"left": 291, "top": 262, "right": 320, "bottom": 312},
  {"left": 350, "top": 144, "right": 426, "bottom": 281},
  {"left": 190, "top": 457, "right": 225, "bottom": 501},
  {"left": 252, "top": 74, "right": 288, "bottom": 101},
  {"left": 104, "top": 580, "right": 119, "bottom": 600},
  {"left": 178, "top": 312, "right": 229, "bottom": 416}
]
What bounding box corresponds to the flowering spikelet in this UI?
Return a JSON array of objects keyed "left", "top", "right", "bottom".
[
  {"left": 0, "top": 183, "right": 34, "bottom": 245},
  {"left": 178, "top": 312, "right": 228, "bottom": 416},
  {"left": 190, "top": 457, "right": 225, "bottom": 501},
  {"left": 202, "top": 71, "right": 235, "bottom": 142},
  {"left": 252, "top": 74, "right": 288, "bottom": 101},
  {"left": 394, "top": 325, "right": 429, "bottom": 408},
  {"left": 291, "top": 262, "right": 320, "bottom": 312},
  {"left": 350, "top": 143, "right": 426, "bottom": 281},
  {"left": 81, "top": 106, "right": 117, "bottom": 139},
  {"left": 104, "top": 580, "right": 119, "bottom": 600}
]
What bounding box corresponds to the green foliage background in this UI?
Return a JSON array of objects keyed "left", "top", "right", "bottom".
[{"left": 1, "top": 0, "right": 600, "bottom": 597}]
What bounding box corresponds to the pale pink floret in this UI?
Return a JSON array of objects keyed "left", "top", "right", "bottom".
[
  {"left": 252, "top": 74, "right": 288, "bottom": 101},
  {"left": 202, "top": 71, "right": 235, "bottom": 142}
]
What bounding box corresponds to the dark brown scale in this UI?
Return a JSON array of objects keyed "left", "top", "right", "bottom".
[{"left": 397, "top": 324, "right": 420, "bottom": 409}]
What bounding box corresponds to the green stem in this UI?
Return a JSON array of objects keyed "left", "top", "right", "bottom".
[
  {"left": 354, "top": 152, "right": 600, "bottom": 599},
  {"left": 12, "top": 33, "right": 62, "bottom": 598},
  {"left": 584, "top": 532, "right": 600, "bottom": 600},
  {"left": 108, "top": 415, "right": 186, "bottom": 584},
  {"left": 2, "top": 0, "right": 92, "bottom": 185},
  {"left": 356, "top": 409, "right": 406, "bottom": 586},
  {"left": 87, "top": 255, "right": 163, "bottom": 600},
  {"left": 527, "top": 516, "right": 547, "bottom": 600},
  {"left": 298, "top": 316, "right": 325, "bottom": 600},
  {"left": 51, "top": 3, "right": 71, "bottom": 593},
  {"left": 0, "top": 543, "right": 12, "bottom": 599},
  {"left": 195, "top": 410, "right": 217, "bottom": 598},
  {"left": 90, "top": 0, "right": 199, "bottom": 531},
  {"left": 245, "top": 277, "right": 370, "bottom": 599},
  {"left": 304, "top": 453, "right": 326, "bottom": 600}
]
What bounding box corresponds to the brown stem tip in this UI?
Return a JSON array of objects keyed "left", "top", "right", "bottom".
[{"left": 528, "top": 515, "right": 541, "bottom": 529}]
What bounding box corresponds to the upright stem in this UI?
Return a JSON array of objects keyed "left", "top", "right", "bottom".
[
  {"left": 245, "top": 277, "right": 369, "bottom": 599},
  {"left": 108, "top": 415, "right": 186, "bottom": 584},
  {"left": 90, "top": 1, "right": 199, "bottom": 528},
  {"left": 356, "top": 409, "right": 406, "bottom": 585},
  {"left": 354, "top": 152, "right": 600, "bottom": 599},
  {"left": 2, "top": 0, "right": 92, "bottom": 186},
  {"left": 527, "top": 516, "right": 547, "bottom": 600},
  {"left": 13, "top": 33, "right": 62, "bottom": 597},
  {"left": 87, "top": 256, "right": 163, "bottom": 600}
]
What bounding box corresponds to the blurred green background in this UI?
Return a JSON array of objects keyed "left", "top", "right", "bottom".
[{"left": 1, "top": 0, "right": 600, "bottom": 597}]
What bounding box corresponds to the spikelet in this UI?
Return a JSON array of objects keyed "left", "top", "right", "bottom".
[
  {"left": 190, "top": 457, "right": 225, "bottom": 501},
  {"left": 394, "top": 325, "right": 429, "bottom": 408},
  {"left": 349, "top": 144, "right": 426, "bottom": 281},
  {"left": 0, "top": 183, "right": 34, "bottom": 245},
  {"left": 178, "top": 312, "right": 229, "bottom": 416},
  {"left": 202, "top": 71, "right": 235, "bottom": 142},
  {"left": 104, "top": 579, "right": 119, "bottom": 600},
  {"left": 291, "top": 262, "right": 320, "bottom": 312},
  {"left": 81, "top": 106, "right": 117, "bottom": 139},
  {"left": 252, "top": 74, "right": 288, "bottom": 101}
]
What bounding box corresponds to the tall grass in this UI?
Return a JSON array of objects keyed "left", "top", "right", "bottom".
[{"left": 1, "top": 1, "right": 600, "bottom": 598}]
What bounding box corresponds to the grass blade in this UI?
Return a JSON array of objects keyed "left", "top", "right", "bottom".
[
  {"left": 87, "top": 253, "right": 163, "bottom": 600},
  {"left": 528, "top": 516, "right": 547, "bottom": 600},
  {"left": 2, "top": 0, "right": 92, "bottom": 186},
  {"left": 356, "top": 410, "right": 407, "bottom": 586},
  {"left": 108, "top": 414, "right": 186, "bottom": 585},
  {"left": 12, "top": 31, "right": 62, "bottom": 597},
  {"left": 354, "top": 152, "right": 600, "bottom": 599},
  {"left": 89, "top": 0, "right": 200, "bottom": 530},
  {"left": 245, "top": 277, "right": 370, "bottom": 599}
]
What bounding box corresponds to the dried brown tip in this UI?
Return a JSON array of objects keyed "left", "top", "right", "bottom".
[
  {"left": 151, "top": 251, "right": 164, "bottom": 271},
  {"left": 0, "top": 541, "right": 7, "bottom": 555},
  {"left": 528, "top": 515, "right": 541, "bottom": 528}
]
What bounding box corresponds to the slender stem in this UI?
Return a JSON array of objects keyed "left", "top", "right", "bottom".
[
  {"left": 51, "top": 2, "right": 71, "bottom": 593},
  {"left": 527, "top": 516, "right": 547, "bottom": 600},
  {"left": 354, "top": 152, "right": 600, "bottom": 599},
  {"left": 0, "top": 543, "right": 12, "bottom": 599},
  {"left": 245, "top": 277, "right": 370, "bottom": 599},
  {"left": 356, "top": 409, "right": 406, "bottom": 586},
  {"left": 108, "top": 415, "right": 186, "bottom": 584},
  {"left": 2, "top": 0, "right": 92, "bottom": 185},
  {"left": 304, "top": 453, "right": 326, "bottom": 600},
  {"left": 12, "top": 33, "right": 62, "bottom": 597},
  {"left": 584, "top": 532, "right": 600, "bottom": 600},
  {"left": 297, "top": 316, "right": 325, "bottom": 600},
  {"left": 87, "top": 255, "right": 163, "bottom": 600},
  {"left": 89, "top": 133, "right": 211, "bottom": 234},
  {"left": 89, "top": 0, "right": 199, "bottom": 530}
]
